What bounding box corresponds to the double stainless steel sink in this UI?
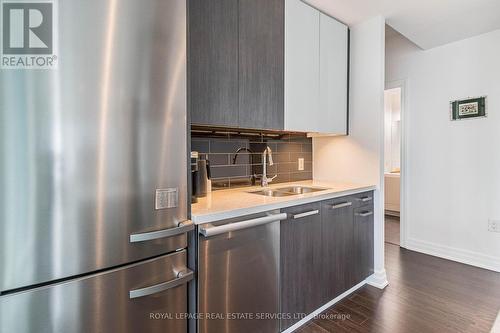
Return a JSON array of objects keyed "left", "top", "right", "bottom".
[{"left": 250, "top": 186, "right": 328, "bottom": 197}]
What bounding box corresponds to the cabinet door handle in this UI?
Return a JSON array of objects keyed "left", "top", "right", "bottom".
[
  {"left": 292, "top": 210, "right": 319, "bottom": 219},
  {"left": 331, "top": 202, "right": 352, "bottom": 209},
  {"left": 129, "top": 269, "right": 194, "bottom": 299},
  {"left": 357, "top": 196, "right": 373, "bottom": 202},
  {"left": 356, "top": 211, "right": 373, "bottom": 217}
]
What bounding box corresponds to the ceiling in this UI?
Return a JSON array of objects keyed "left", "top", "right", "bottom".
[{"left": 304, "top": 0, "right": 500, "bottom": 49}]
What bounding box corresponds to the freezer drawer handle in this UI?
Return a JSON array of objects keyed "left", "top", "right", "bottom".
[
  {"left": 331, "top": 202, "right": 352, "bottom": 209},
  {"left": 199, "top": 213, "right": 287, "bottom": 237},
  {"left": 292, "top": 210, "right": 319, "bottom": 219},
  {"left": 357, "top": 196, "right": 373, "bottom": 202},
  {"left": 356, "top": 211, "right": 374, "bottom": 217},
  {"left": 130, "top": 220, "right": 194, "bottom": 243},
  {"left": 129, "top": 269, "right": 194, "bottom": 299}
]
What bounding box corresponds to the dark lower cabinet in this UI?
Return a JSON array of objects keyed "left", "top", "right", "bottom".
[
  {"left": 321, "top": 197, "right": 355, "bottom": 300},
  {"left": 280, "top": 203, "right": 323, "bottom": 330},
  {"left": 353, "top": 205, "right": 375, "bottom": 283},
  {"left": 352, "top": 191, "right": 374, "bottom": 208},
  {"left": 238, "top": 0, "right": 284, "bottom": 130},
  {"left": 279, "top": 191, "right": 374, "bottom": 332}
]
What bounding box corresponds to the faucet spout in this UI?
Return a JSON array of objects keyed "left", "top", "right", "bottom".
[
  {"left": 261, "top": 146, "right": 276, "bottom": 187},
  {"left": 264, "top": 146, "right": 274, "bottom": 166},
  {"left": 232, "top": 147, "right": 254, "bottom": 164}
]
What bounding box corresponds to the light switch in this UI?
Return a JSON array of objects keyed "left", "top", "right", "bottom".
[
  {"left": 489, "top": 219, "right": 500, "bottom": 233},
  {"left": 298, "top": 158, "right": 304, "bottom": 171}
]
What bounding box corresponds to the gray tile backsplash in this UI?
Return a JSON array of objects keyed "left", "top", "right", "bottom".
[{"left": 191, "top": 132, "right": 313, "bottom": 190}]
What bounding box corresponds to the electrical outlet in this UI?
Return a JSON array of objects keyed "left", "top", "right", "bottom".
[
  {"left": 488, "top": 219, "right": 500, "bottom": 233},
  {"left": 298, "top": 158, "right": 304, "bottom": 171}
]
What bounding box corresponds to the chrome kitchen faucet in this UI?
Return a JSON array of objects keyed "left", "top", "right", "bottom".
[{"left": 260, "top": 146, "right": 277, "bottom": 187}]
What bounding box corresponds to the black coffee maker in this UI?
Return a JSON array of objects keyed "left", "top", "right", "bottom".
[{"left": 191, "top": 152, "right": 210, "bottom": 202}]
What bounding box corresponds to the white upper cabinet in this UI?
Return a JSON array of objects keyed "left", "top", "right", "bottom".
[
  {"left": 319, "top": 13, "right": 348, "bottom": 135},
  {"left": 284, "top": 0, "right": 320, "bottom": 132},
  {"left": 285, "top": 0, "right": 349, "bottom": 134}
]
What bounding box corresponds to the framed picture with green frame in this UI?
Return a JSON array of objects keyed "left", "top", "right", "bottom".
[{"left": 450, "top": 96, "right": 487, "bottom": 121}]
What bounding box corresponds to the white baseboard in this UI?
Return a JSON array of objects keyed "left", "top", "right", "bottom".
[
  {"left": 406, "top": 238, "right": 500, "bottom": 273},
  {"left": 366, "top": 269, "right": 389, "bottom": 289},
  {"left": 491, "top": 311, "right": 500, "bottom": 333},
  {"left": 281, "top": 279, "right": 367, "bottom": 333}
]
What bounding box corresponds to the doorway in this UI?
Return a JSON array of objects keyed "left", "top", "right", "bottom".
[{"left": 384, "top": 84, "right": 404, "bottom": 246}]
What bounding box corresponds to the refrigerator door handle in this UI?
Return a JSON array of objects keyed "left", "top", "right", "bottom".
[
  {"left": 130, "top": 220, "right": 194, "bottom": 243},
  {"left": 129, "top": 269, "right": 194, "bottom": 299}
]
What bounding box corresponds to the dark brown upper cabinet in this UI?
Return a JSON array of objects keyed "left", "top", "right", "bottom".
[
  {"left": 189, "top": 0, "right": 239, "bottom": 127},
  {"left": 188, "top": 0, "right": 284, "bottom": 130},
  {"left": 238, "top": 0, "right": 284, "bottom": 130}
]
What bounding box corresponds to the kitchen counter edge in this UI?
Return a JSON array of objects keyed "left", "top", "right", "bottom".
[{"left": 191, "top": 184, "right": 377, "bottom": 225}]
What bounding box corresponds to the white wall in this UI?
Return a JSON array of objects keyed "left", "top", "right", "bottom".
[
  {"left": 384, "top": 88, "right": 401, "bottom": 173},
  {"left": 313, "top": 16, "right": 388, "bottom": 288},
  {"left": 386, "top": 29, "right": 500, "bottom": 271}
]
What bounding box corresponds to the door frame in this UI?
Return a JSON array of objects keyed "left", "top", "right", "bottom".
[{"left": 384, "top": 79, "right": 408, "bottom": 248}]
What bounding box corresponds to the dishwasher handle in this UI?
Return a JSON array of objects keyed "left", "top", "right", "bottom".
[{"left": 199, "top": 213, "right": 287, "bottom": 237}]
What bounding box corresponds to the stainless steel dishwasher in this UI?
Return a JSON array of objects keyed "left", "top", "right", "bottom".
[{"left": 198, "top": 210, "right": 286, "bottom": 333}]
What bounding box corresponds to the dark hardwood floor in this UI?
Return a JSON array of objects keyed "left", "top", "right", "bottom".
[
  {"left": 384, "top": 216, "right": 400, "bottom": 246},
  {"left": 296, "top": 244, "right": 500, "bottom": 333}
]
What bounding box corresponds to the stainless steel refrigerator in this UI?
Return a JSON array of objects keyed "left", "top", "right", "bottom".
[{"left": 0, "top": 0, "right": 192, "bottom": 332}]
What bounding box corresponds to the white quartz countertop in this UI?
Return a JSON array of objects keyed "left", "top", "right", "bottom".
[{"left": 191, "top": 180, "right": 377, "bottom": 224}]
